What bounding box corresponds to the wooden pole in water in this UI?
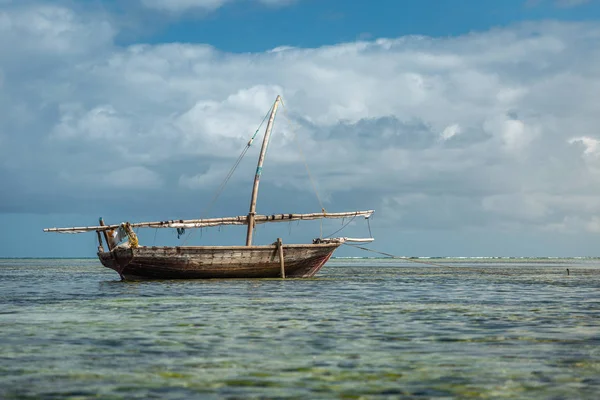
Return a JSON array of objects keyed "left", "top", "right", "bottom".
[
  {"left": 277, "top": 237, "right": 285, "bottom": 278},
  {"left": 246, "top": 96, "right": 282, "bottom": 246},
  {"left": 95, "top": 230, "right": 104, "bottom": 252},
  {"left": 99, "top": 218, "right": 113, "bottom": 251}
]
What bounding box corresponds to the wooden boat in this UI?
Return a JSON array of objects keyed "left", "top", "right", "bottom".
[{"left": 44, "top": 96, "right": 374, "bottom": 280}]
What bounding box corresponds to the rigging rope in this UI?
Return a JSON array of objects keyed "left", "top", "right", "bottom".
[
  {"left": 281, "top": 101, "right": 373, "bottom": 240},
  {"left": 200, "top": 104, "right": 273, "bottom": 219},
  {"left": 178, "top": 97, "right": 369, "bottom": 246},
  {"left": 342, "top": 243, "right": 461, "bottom": 269},
  {"left": 182, "top": 104, "right": 274, "bottom": 245},
  {"left": 280, "top": 98, "right": 326, "bottom": 214},
  {"left": 325, "top": 216, "right": 356, "bottom": 238}
]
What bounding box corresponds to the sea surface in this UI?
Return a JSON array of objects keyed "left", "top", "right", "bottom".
[{"left": 0, "top": 257, "right": 599, "bottom": 399}]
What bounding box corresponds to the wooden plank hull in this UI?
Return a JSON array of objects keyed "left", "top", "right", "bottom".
[{"left": 97, "top": 242, "right": 341, "bottom": 280}]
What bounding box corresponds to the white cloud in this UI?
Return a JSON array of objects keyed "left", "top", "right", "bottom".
[
  {"left": 103, "top": 166, "right": 163, "bottom": 189},
  {"left": 176, "top": 85, "right": 283, "bottom": 145},
  {"left": 140, "top": 0, "right": 296, "bottom": 13},
  {"left": 179, "top": 167, "right": 225, "bottom": 189},
  {"left": 52, "top": 104, "right": 130, "bottom": 141},
  {"left": 569, "top": 136, "right": 600, "bottom": 155},
  {"left": 141, "top": 0, "right": 229, "bottom": 12},
  {"left": 568, "top": 136, "right": 600, "bottom": 175},
  {"left": 482, "top": 193, "right": 550, "bottom": 221},
  {"left": 2, "top": 3, "right": 600, "bottom": 238},
  {"left": 441, "top": 124, "right": 461, "bottom": 140},
  {"left": 0, "top": 5, "right": 114, "bottom": 56},
  {"left": 555, "top": 0, "right": 591, "bottom": 7},
  {"left": 58, "top": 166, "right": 163, "bottom": 190},
  {"left": 526, "top": 0, "right": 592, "bottom": 8}
]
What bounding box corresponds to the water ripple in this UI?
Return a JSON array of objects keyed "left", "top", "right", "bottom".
[{"left": 0, "top": 258, "right": 599, "bottom": 399}]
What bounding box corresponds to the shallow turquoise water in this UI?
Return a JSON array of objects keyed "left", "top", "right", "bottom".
[{"left": 1, "top": 258, "right": 599, "bottom": 399}]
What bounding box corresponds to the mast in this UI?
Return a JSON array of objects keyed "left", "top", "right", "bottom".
[{"left": 246, "top": 95, "right": 281, "bottom": 246}]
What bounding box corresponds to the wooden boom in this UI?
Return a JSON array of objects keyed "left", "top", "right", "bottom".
[{"left": 43, "top": 210, "right": 375, "bottom": 233}]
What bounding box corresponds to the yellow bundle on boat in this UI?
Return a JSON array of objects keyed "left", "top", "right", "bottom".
[{"left": 123, "top": 222, "right": 139, "bottom": 248}]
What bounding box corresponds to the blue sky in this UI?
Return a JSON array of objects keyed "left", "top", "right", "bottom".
[
  {"left": 1, "top": 0, "right": 600, "bottom": 257},
  {"left": 134, "top": 0, "right": 600, "bottom": 51}
]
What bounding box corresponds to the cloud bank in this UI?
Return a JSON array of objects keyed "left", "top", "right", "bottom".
[{"left": 2, "top": 3, "right": 600, "bottom": 241}]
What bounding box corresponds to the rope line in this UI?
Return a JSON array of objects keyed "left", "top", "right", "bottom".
[
  {"left": 325, "top": 216, "right": 356, "bottom": 238},
  {"left": 280, "top": 98, "right": 326, "bottom": 213},
  {"left": 202, "top": 146, "right": 249, "bottom": 215},
  {"left": 175, "top": 98, "right": 370, "bottom": 247},
  {"left": 182, "top": 104, "right": 274, "bottom": 245},
  {"left": 343, "top": 243, "right": 461, "bottom": 268},
  {"left": 199, "top": 104, "right": 273, "bottom": 219}
]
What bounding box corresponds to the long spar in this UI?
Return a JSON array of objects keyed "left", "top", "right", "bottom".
[{"left": 43, "top": 210, "right": 375, "bottom": 233}]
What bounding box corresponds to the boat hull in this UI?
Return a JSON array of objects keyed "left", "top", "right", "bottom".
[{"left": 97, "top": 242, "right": 341, "bottom": 280}]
